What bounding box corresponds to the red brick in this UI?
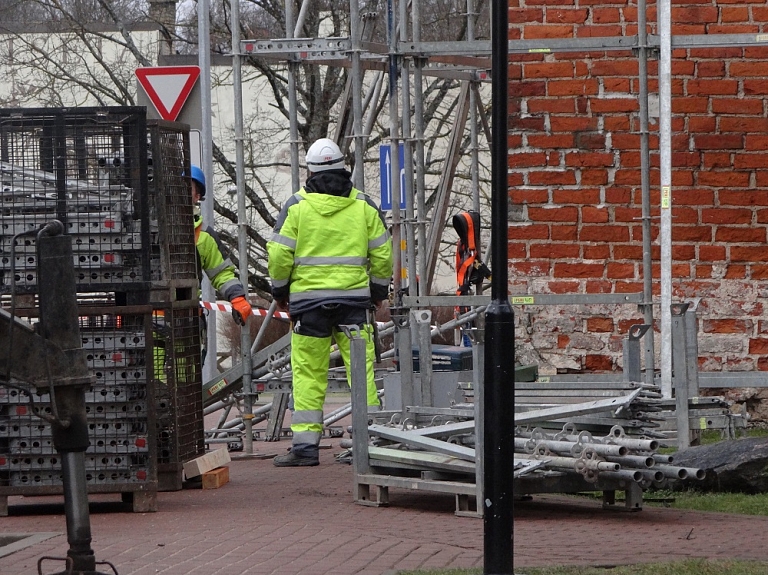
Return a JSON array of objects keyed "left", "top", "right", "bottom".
[
  {"left": 615, "top": 281, "right": 645, "bottom": 293},
  {"left": 552, "top": 189, "right": 601, "bottom": 204},
  {"left": 669, "top": 207, "right": 698, "bottom": 224},
  {"left": 584, "top": 244, "right": 610, "bottom": 259},
  {"left": 585, "top": 354, "right": 613, "bottom": 370},
  {"left": 711, "top": 98, "right": 763, "bottom": 115},
  {"left": 716, "top": 227, "right": 765, "bottom": 243},
  {"left": 528, "top": 205, "right": 579, "bottom": 222},
  {"left": 604, "top": 78, "right": 631, "bottom": 93},
  {"left": 551, "top": 225, "right": 578, "bottom": 241},
  {"left": 693, "top": 134, "right": 743, "bottom": 149},
  {"left": 749, "top": 338, "right": 768, "bottom": 355},
  {"left": 575, "top": 132, "right": 607, "bottom": 149},
  {"left": 509, "top": 152, "right": 548, "bottom": 168},
  {"left": 673, "top": 170, "right": 695, "bottom": 186},
  {"left": 675, "top": 189, "right": 715, "bottom": 206},
  {"left": 698, "top": 171, "right": 750, "bottom": 187},
  {"left": 524, "top": 62, "right": 575, "bottom": 79},
  {"left": 671, "top": 24, "right": 706, "bottom": 35},
  {"left": 607, "top": 262, "right": 635, "bottom": 279},
  {"left": 732, "top": 246, "right": 768, "bottom": 262},
  {"left": 702, "top": 152, "right": 734, "bottom": 169},
  {"left": 585, "top": 280, "right": 613, "bottom": 293},
  {"left": 688, "top": 116, "right": 716, "bottom": 132},
  {"left": 695, "top": 61, "right": 725, "bottom": 77},
  {"left": 721, "top": 7, "right": 748, "bottom": 23},
  {"left": 725, "top": 265, "right": 748, "bottom": 279},
  {"left": 530, "top": 243, "right": 581, "bottom": 259},
  {"left": 510, "top": 189, "right": 549, "bottom": 204},
  {"left": 745, "top": 135, "right": 768, "bottom": 151},
  {"left": 672, "top": 245, "right": 696, "bottom": 261},
  {"left": 564, "top": 152, "right": 613, "bottom": 168},
  {"left": 508, "top": 224, "right": 549, "bottom": 240},
  {"left": 580, "top": 225, "right": 630, "bottom": 242},
  {"left": 613, "top": 134, "right": 641, "bottom": 150},
  {"left": 511, "top": 116, "right": 547, "bottom": 131},
  {"left": 549, "top": 281, "right": 580, "bottom": 294},
  {"left": 582, "top": 206, "right": 610, "bottom": 223},
  {"left": 525, "top": 25, "right": 574, "bottom": 39},
  {"left": 508, "top": 242, "right": 527, "bottom": 258},
  {"left": 581, "top": 170, "right": 609, "bottom": 185},
  {"left": 753, "top": 265, "right": 768, "bottom": 279},
  {"left": 509, "top": 260, "right": 551, "bottom": 276},
  {"left": 701, "top": 208, "right": 752, "bottom": 224},
  {"left": 587, "top": 317, "right": 614, "bottom": 332},
  {"left": 528, "top": 171, "right": 578, "bottom": 186},
  {"left": 708, "top": 25, "right": 759, "bottom": 35},
  {"left": 528, "top": 98, "right": 575, "bottom": 113},
  {"left": 557, "top": 334, "right": 570, "bottom": 348},
  {"left": 549, "top": 116, "right": 598, "bottom": 132},
  {"left": 527, "top": 134, "right": 576, "bottom": 148},
  {"left": 717, "top": 190, "right": 768, "bottom": 206},
  {"left": 548, "top": 79, "right": 600, "bottom": 96},
  {"left": 591, "top": 8, "right": 620, "bottom": 23},
  {"left": 744, "top": 79, "right": 768, "bottom": 95},
  {"left": 605, "top": 188, "right": 632, "bottom": 204},
  {"left": 589, "top": 98, "right": 639, "bottom": 113},
  {"left": 509, "top": 8, "right": 544, "bottom": 23},
  {"left": 721, "top": 117, "right": 768, "bottom": 133},
  {"left": 614, "top": 244, "right": 644, "bottom": 260},
  {"left": 698, "top": 245, "right": 726, "bottom": 261},
  {"left": 554, "top": 262, "right": 606, "bottom": 278},
  {"left": 604, "top": 115, "right": 631, "bottom": 131},
  {"left": 672, "top": 226, "right": 712, "bottom": 242},
  {"left": 613, "top": 206, "right": 643, "bottom": 223},
  {"left": 510, "top": 81, "right": 547, "bottom": 97},
  {"left": 695, "top": 265, "right": 713, "bottom": 279},
  {"left": 577, "top": 25, "right": 623, "bottom": 38},
  {"left": 733, "top": 154, "right": 768, "bottom": 170},
  {"left": 671, "top": 6, "right": 718, "bottom": 24},
  {"left": 591, "top": 60, "right": 639, "bottom": 76}
]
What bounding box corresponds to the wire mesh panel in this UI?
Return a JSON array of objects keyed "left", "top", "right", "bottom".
[
  {"left": 147, "top": 120, "right": 197, "bottom": 295},
  {"left": 0, "top": 107, "right": 150, "bottom": 296},
  {"left": 153, "top": 305, "right": 204, "bottom": 491},
  {"left": 0, "top": 310, "right": 156, "bottom": 491}
]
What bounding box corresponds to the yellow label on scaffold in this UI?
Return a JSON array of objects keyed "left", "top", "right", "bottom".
[{"left": 511, "top": 296, "right": 535, "bottom": 305}]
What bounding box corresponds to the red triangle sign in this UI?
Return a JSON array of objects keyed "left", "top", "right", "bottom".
[{"left": 136, "top": 66, "right": 201, "bottom": 121}]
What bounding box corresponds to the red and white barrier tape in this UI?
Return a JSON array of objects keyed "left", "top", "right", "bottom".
[{"left": 199, "top": 300, "right": 291, "bottom": 320}]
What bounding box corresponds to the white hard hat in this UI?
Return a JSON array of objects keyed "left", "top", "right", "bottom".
[{"left": 306, "top": 138, "right": 345, "bottom": 172}]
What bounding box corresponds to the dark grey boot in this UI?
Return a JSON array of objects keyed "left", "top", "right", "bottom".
[{"left": 273, "top": 451, "right": 319, "bottom": 467}]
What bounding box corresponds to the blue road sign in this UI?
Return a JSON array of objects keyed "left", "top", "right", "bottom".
[{"left": 380, "top": 143, "right": 406, "bottom": 211}]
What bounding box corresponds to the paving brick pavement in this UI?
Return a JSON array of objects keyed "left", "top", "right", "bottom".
[{"left": 5, "top": 437, "right": 768, "bottom": 575}]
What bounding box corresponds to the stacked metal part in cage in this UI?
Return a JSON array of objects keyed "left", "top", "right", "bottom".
[{"left": 0, "top": 109, "right": 204, "bottom": 513}]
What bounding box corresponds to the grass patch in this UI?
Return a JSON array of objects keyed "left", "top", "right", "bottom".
[{"left": 396, "top": 559, "right": 768, "bottom": 575}]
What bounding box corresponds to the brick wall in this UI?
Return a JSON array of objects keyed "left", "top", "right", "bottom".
[{"left": 507, "top": 1, "right": 768, "bottom": 374}]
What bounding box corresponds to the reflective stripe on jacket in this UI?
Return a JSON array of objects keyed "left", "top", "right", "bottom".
[
  {"left": 267, "top": 186, "right": 392, "bottom": 310},
  {"left": 195, "top": 214, "right": 246, "bottom": 301}
]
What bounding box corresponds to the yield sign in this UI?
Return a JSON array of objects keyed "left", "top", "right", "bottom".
[{"left": 135, "top": 66, "right": 200, "bottom": 121}]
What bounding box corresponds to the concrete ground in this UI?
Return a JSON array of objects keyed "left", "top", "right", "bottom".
[{"left": 4, "top": 395, "right": 768, "bottom": 574}]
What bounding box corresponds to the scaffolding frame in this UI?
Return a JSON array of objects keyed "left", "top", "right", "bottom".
[{"left": 221, "top": 0, "right": 768, "bottom": 453}]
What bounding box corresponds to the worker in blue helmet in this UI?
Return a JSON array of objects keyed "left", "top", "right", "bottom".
[{"left": 189, "top": 166, "right": 252, "bottom": 326}]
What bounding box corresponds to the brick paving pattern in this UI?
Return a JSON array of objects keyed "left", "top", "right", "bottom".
[{"left": 4, "top": 436, "right": 768, "bottom": 574}]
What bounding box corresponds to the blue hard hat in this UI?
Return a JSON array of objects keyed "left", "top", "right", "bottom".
[{"left": 190, "top": 165, "right": 206, "bottom": 198}]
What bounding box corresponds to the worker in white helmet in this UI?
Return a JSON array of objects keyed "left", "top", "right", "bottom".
[{"left": 267, "top": 138, "right": 393, "bottom": 466}]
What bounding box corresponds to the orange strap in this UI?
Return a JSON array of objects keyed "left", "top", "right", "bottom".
[{"left": 455, "top": 212, "right": 478, "bottom": 295}]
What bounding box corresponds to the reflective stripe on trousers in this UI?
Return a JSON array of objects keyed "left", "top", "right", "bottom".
[{"left": 290, "top": 324, "right": 378, "bottom": 447}]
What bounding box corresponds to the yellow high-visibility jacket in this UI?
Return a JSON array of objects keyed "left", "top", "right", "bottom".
[{"left": 267, "top": 186, "right": 392, "bottom": 315}]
